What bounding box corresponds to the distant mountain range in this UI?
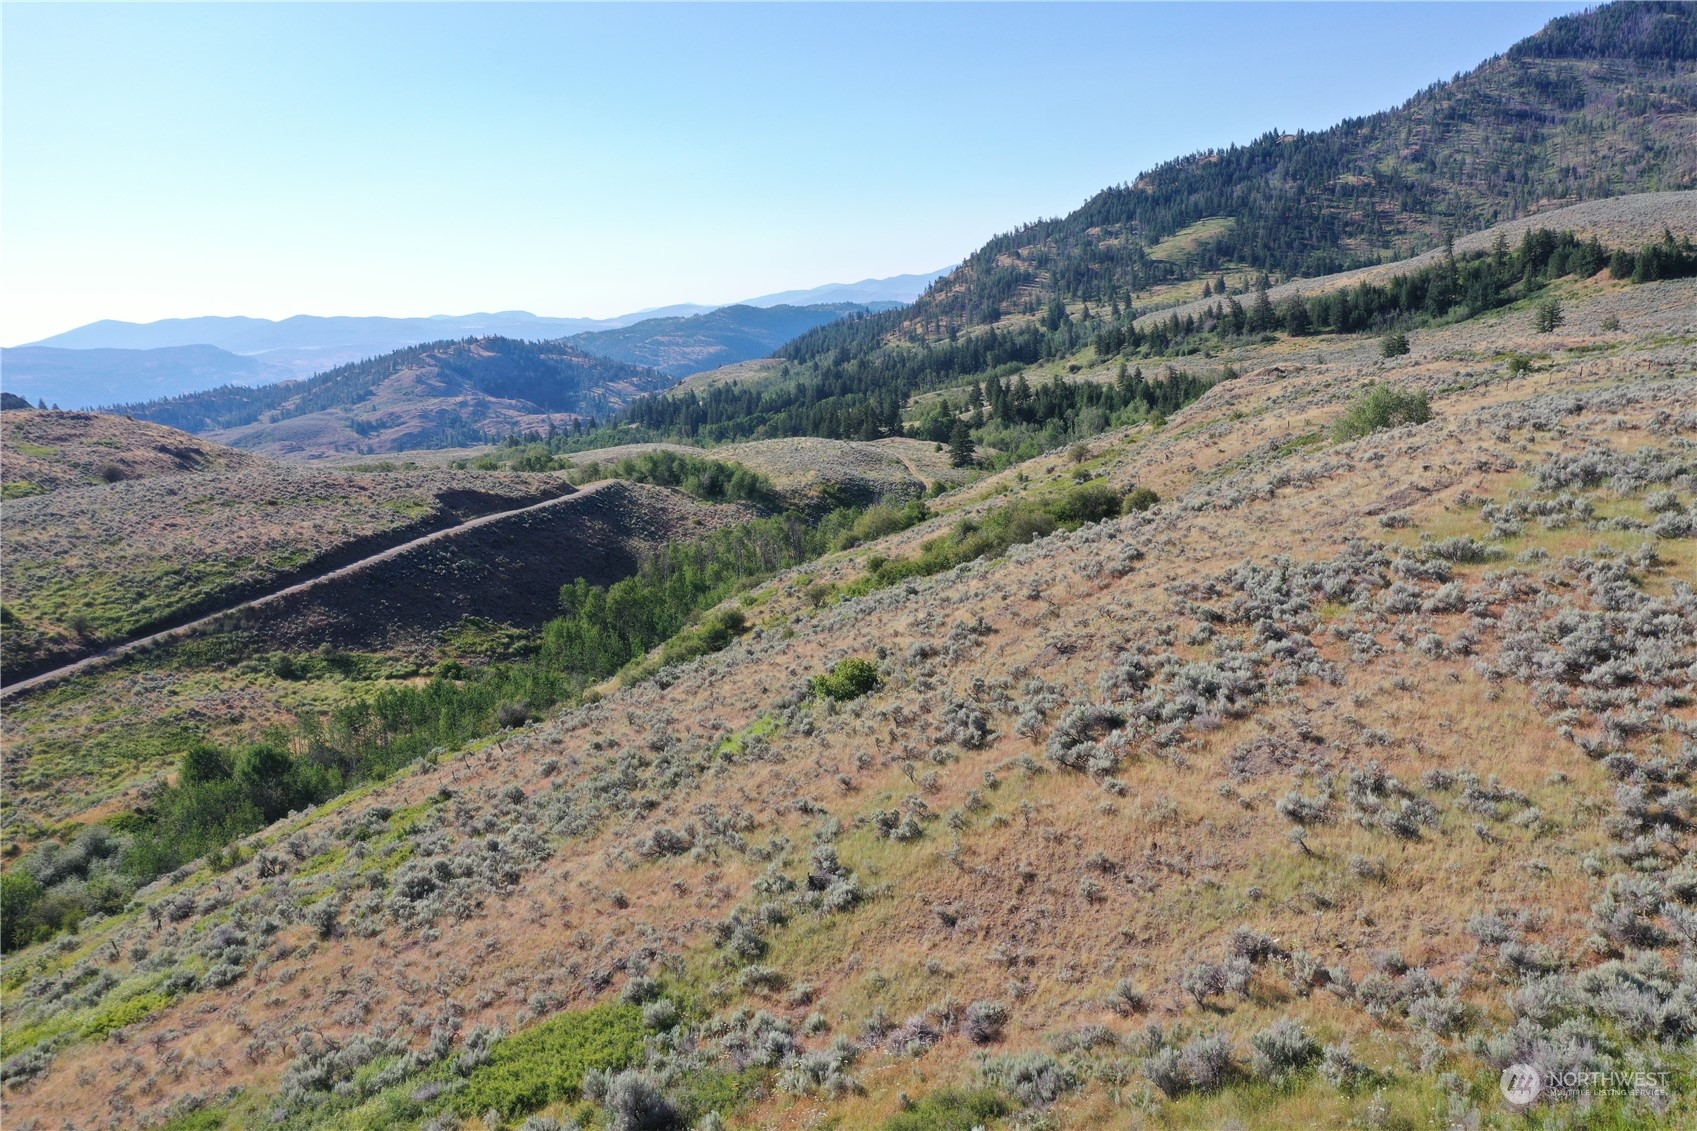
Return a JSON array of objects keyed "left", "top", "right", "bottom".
[
  {"left": 92, "top": 302, "right": 901, "bottom": 457},
  {"left": 1, "top": 344, "right": 292, "bottom": 409},
  {"left": 564, "top": 303, "right": 897, "bottom": 378},
  {"left": 736, "top": 271, "right": 948, "bottom": 310},
  {"left": 112, "top": 337, "right": 673, "bottom": 459},
  {"left": 2, "top": 269, "right": 949, "bottom": 409}
]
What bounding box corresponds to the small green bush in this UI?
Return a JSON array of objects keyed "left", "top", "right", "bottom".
[
  {"left": 1332, "top": 385, "right": 1432, "bottom": 442},
  {"left": 883, "top": 1088, "right": 1009, "bottom": 1130},
  {"left": 81, "top": 991, "right": 171, "bottom": 1040},
  {"left": 813, "top": 658, "right": 881, "bottom": 702},
  {"left": 835, "top": 499, "right": 929, "bottom": 550},
  {"left": 1533, "top": 297, "right": 1565, "bottom": 333},
  {"left": 1380, "top": 331, "right": 1410, "bottom": 358},
  {"left": 1056, "top": 482, "right": 1121, "bottom": 525},
  {"left": 1122, "top": 485, "right": 1159, "bottom": 513},
  {"left": 452, "top": 1004, "right": 646, "bottom": 1119}
]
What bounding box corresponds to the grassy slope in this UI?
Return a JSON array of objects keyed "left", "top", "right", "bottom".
[
  {"left": 6, "top": 252, "right": 1697, "bottom": 1128},
  {"left": 0, "top": 410, "right": 265, "bottom": 496},
  {"left": 0, "top": 462, "right": 571, "bottom": 677}
]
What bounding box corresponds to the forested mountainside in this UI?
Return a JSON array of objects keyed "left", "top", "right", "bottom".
[
  {"left": 564, "top": 303, "right": 895, "bottom": 378},
  {"left": 543, "top": 3, "right": 1697, "bottom": 457},
  {"left": 910, "top": 0, "right": 1697, "bottom": 323}
]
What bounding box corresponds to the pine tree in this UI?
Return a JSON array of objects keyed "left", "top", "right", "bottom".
[
  {"left": 1533, "top": 297, "right": 1565, "bottom": 333},
  {"left": 1250, "top": 281, "right": 1276, "bottom": 333},
  {"left": 1283, "top": 295, "right": 1311, "bottom": 336},
  {"left": 948, "top": 420, "right": 976, "bottom": 468}
]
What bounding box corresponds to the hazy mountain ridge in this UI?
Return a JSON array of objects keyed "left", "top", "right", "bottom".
[
  {"left": 564, "top": 302, "right": 899, "bottom": 377},
  {"left": 0, "top": 344, "right": 290, "bottom": 409},
  {"left": 7, "top": 277, "right": 938, "bottom": 411}
]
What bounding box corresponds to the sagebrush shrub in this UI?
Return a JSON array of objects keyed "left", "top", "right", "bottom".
[{"left": 1249, "top": 1019, "right": 1320, "bottom": 1083}]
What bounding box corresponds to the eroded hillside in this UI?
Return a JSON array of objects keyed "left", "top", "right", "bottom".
[{"left": 5, "top": 251, "right": 1697, "bottom": 1130}]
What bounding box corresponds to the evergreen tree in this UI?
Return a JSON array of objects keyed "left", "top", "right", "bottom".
[
  {"left": 1249, "top": 280, "right": 1276, "bottom": 333},
  {"left": 1282, "top": 295, "right": 1311, "bottom": 336},
  {"left": 948, "top": 420, "right": 976, "bottom": 468}
]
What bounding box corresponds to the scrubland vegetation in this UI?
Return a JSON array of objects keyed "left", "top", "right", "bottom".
[
  {"left": 6, "top": 7, "right": 1697, "bottom": 1125},
  {"left": 9, "top": 229, "right": 1697, "bottom": 1129}
]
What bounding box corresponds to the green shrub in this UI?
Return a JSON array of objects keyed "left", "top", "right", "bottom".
[
  {"left": 1122, "top": 485, "right": 1159, "bottom": 513},
  {"left": 578, "top": 450, "right": 778, "bottom": 509},
  {"left": 1332, "top": 385, "right": 1432, "bottom": 442},
  {"left": 1380, "top": 331, "right": 1410, "bottom": 358},
  {"left": 0, "top": 871, "right": 45, "bottom": 952},
  {"left": 813, "top": 658, "right": 881, "bottom": 702},
  {"left": 834, "top": 499, "right": 929, "bottom": 550},
  {"left": 452, "top": 1004, "right": 646, "bottom": 1120},
  {"left": 883, "top": 1088, "right": 1009, "bottom": 1130},
  {"left": 653, "top": 607, "right": 748, "bottom": 669},
  {"left": 81, "top": 991, "right": 171, "bottom": 1040},
  {"left": 1056, "top": 482, "right": 1121, "bottom": 525}
]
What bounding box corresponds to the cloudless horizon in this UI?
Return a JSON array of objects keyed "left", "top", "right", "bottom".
[{"left": 1, "top": 2, "right": 1588, "bottom": 346}]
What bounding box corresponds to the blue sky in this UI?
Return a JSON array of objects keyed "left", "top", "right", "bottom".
[{"left": 1, "top": 2, "right": 1586, "bottom": 344}]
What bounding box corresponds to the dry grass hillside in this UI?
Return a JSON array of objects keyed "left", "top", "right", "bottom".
[
  {"left": 1, "top": 411, "right": 264, "bottom": 496},
  {"left": 6, "top": 248, "right": 1697, "bottom": 1130},
  {"left": 0, "top": 480, "right": 757, "bottom": 856},
  {"left": 0, "top": 464, "right": 571, "bottom": 679},
  {"left": 573, "top": 437, "right": 970, "bottom": 503},
  {"left": 673, "top": 359, "right": 787, "bottom": 395}
]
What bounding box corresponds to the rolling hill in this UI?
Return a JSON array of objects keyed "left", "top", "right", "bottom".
[
  {"left": 103, "top": 338, "right": 673, "bottom": 457},
  {"left": 1, "top": 409, "right": 265, "bottom": 496}
]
